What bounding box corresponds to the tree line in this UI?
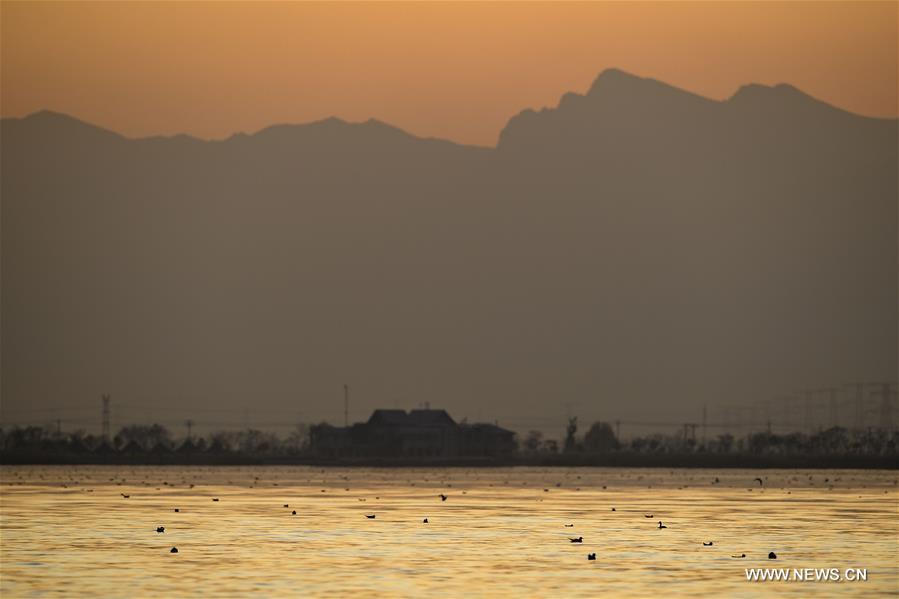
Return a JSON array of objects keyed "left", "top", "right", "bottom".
[{"left": 1, "top": 418, "right": 896, "bottom": 465}]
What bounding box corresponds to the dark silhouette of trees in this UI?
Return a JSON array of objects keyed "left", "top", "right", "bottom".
[
  {"left": 563, "top": 417, "right": 578, "bottom": 453},
  {"left": 523, "top": 430, "right": 543, "bottom": 453},
  {"left": 0, "top": 421, "right": 896, "bottom": 465},
  {"left": 114, "top": 424, "right": 172, "bottom": 451},
  {"left": 583, "top": 421, "right": 620, "bottom": 453}
]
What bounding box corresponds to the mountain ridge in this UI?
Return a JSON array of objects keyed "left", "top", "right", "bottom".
[
  {"left": 1, "top": 68, "right": 895, "bottom": 431},
  {"left": 3, "top": 69, "right": 894, "bottom": 151}
]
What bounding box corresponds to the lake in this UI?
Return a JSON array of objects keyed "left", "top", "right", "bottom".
[{"left": 1, "top": 466, "right": 896, "bottom": 596}]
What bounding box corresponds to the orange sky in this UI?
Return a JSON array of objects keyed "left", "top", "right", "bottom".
[{"left": 2, "top": 1, "right": 896, "bottom": 146}]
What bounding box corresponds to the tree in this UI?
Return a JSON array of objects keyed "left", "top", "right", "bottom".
[
  {"left": 116, "top": 424, "right": 171, "bottom": 450},
  {"left": 714, "top": 433, "right": 734, "bottom": 453},
  {"left": 583, "top": 421, "right": 619, "bottom": 453},
  {"left": 564, "top": 417, "right": 578, "bottom": 453},
  {"left": 523, "top": 430, "right": 543, "bottom": 453},
  {"left": 284, "top": 423, "right": 310, "bottom": 452}
]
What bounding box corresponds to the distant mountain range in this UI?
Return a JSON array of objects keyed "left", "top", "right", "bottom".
[{"left": 2, "top": 69, "right": 896, "bottom": 432}]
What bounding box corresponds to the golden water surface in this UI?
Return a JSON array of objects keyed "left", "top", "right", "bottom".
[{"left": 1, "top": 467, "right": 897, "bottom": 597}]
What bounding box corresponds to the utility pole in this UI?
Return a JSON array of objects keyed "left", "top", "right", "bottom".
[
  {"left": 701, "top": 405, "right": 707, "bottom": 444},
  {"left": 827, "top": 388, "right": 837, "bottom": 429},
  {"left": 615, "top": 419, "right": 621, "bottom": 441},
  {"left": 344, "top": 384, "right": 349, "bottom": 427},
  {"left": 185, "top": 419, "right": 194, "bottom": 441},
  {"left": 101, "top": 394, "right": 111, "bottom": 441},
  {"left": 804, "top": 391, "right": 813, "bottom": 434},
  {"left": 760, "top": 399, "right": 772, "bottom": 434}
]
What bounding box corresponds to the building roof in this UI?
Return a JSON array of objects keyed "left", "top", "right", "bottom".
[
  {"left": 368, "top": 409, "right": 410, "bottom": 426},
  {"left": 408, "top": 409, "right": 456, "bottom": 427},
  {"left": 367, "top": 409, "right": 457, "bottom": 428},
  {"left": 460, "top": 422, "right": 515, "bottom": 436}
]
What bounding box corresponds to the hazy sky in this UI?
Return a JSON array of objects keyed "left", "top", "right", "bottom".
[{"left": 2, "top": 1, "right": 896, "bottom": 146}]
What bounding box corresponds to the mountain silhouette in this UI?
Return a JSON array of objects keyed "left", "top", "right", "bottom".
[{"left": 1, "top": 69, "right": 895, "bottom": 430}]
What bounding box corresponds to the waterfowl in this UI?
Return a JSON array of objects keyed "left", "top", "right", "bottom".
[
  {"left": 658, "top": 521, "right": 667, "bottom": 529},
  {"left": 423, "top": 518, "right": 429, "bottom": 524},
  {"left": 768, "top": 552, "right": 777, "bottom": 559},
  {"left": 732, "top": 554, "right": 746, "bottom": 558},
  {"left": 587, "top": 553, "right": 596, "bottom": 560},
  {"left": 439, "top": 494, "right": 448, "bottom": 501},
  {"left": 564, "top": 524, "right": 574, "bottom": 527},
  {"left": 156, "top": 526, "right": 165, "bottom": 533},
  {"left": 174, "top": 508, "right": 180, "bottom": 513},
  {"left": 754, "top": 478, "right": 764, "bottom": 486},
  {"left": 292, "top": 510, "right": 297, "bottom": 515},
  {"left": 703, "top": 542, "right": 713, "bottom": 546},
  {"left": 170, "top": 547, "right": 178, "bottom": 553},
  {"left": 569, "top": 537, "right": 583, "bottom": 543},
  {"left": 644, "top": 514, "right": 653, "bottom": 518},
  {"left": 365, "top": 514, "right": 376, "bottom": 519},
  {"left": 212, "top": 498, "right": 219, "bottom": 502}
]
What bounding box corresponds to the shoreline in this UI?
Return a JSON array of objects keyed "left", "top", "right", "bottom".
[{"left": 2, "top": 453, "right": 896, "bottom": 469}]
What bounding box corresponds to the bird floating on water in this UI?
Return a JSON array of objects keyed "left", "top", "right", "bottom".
[
  {"left": 587, "top": 553, "right": 596, "bottom": 561},
  {"left": 212, "top": 498, "right": 220, "bottom": 502},
  {"left": 703, "top": 542, "right": 713, "bottom": 546},
  {"left": 365, "top": 514, "right": 376, "bottom": 519},
  {"left": 754, "top": 478, "right": 764, "bottom": 486},
  {"left": 174, "top": 508, "right": 179, "bottom": 513},
  {"left": 564, "top": 524, "right": 574, "bottom": 527},
  {"left": 439, "top": 494, "right": 448, "bottom": 501},
  {"left": 658, "top": 521, "right": 667, "bottom": 529},
  {"left": 292, "top": 510, "right": 297, "bottom": 515},
  {"left": 732, "top": 554, "right": 746, "bottom": 558},
  {"left": 644, "top": 514, "right": 653, "bottom": 518},
  {"left": 569, "top": 537, "right": 583, "bottom": 543},
  {"left": 423, "top": 518, "right": 429, "bottom": 524},
  {"left": 156, "top": 526, "right": 165, "bottom": 533},
  {"left": 768, "top": 552, "right": 777, "bottom": 559},
  {"left": 170, "top": 547, "right": 178, "bottom": 553}
]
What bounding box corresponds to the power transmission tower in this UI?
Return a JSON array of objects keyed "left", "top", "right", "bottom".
[
  {"left": 804, "top": 391, "right": 814, "bottom": 433},
  {"left": 848, "top": 382, "right": 864, "bottom": 430},
  {"left": 101, "top": 394, "right": 111, "bottom": 440},
  {"left": 828, "top": 388, "right": 839, "bottom": 429},
  {"left": 876, "top": 383, "right": 895, "bottom": 432},
  {"left": 701, "top": 405, "right": 707, "bottom": 444}
]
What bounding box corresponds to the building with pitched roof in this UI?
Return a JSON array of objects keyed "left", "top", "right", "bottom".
[{"left": 310, "top": 409, "right": 515, "bottom": 459}]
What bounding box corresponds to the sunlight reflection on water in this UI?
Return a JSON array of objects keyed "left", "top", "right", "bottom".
[{"left": 1, "top": 466, "right": 897, "bottom": 597}]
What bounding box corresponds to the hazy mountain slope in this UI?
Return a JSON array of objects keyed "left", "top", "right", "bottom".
[{"left": 2, "top": 70, "right": 895, "bottom": 432}]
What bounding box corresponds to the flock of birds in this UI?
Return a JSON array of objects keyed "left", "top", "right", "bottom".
[
  {"left": 135, "top": 476, "right": 783, "bottom": 561},
  {"left": 5, "top": 467, "right": 896, "bottom": 567}
]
